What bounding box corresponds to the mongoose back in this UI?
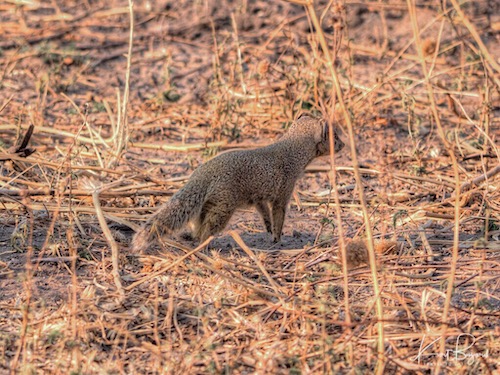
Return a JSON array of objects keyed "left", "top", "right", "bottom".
[{"left": 132, "top": 115, "right": 344, "bottom": 251}]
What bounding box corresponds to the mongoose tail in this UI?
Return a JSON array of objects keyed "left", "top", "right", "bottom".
[{"left": 132, "top": 182, "right": 207, "bottom": 252}]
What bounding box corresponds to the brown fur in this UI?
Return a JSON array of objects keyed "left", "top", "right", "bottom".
[{"left": 132, "top": 115, "right": 344, "bottom": 251}]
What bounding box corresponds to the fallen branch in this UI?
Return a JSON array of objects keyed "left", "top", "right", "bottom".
[
  {"left": 459, "top": 165, "right": 500, "bottom": 193},
  {"left": 0, "top": 124, "right": 36, "bottom": 161}
]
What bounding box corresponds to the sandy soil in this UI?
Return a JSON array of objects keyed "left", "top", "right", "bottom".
[{"left": 1, "top": 0, "right": 499, "bottom": 373}]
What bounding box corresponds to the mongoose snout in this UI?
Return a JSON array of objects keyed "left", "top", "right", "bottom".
[{"left": 132, "top": 114, "right": 344, "bottom": 252}]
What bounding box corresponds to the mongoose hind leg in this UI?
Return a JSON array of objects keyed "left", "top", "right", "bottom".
[
  {"left": 196, "top": 200, "right": 236, "bottom": 242},
  {"left": 132, "top": 215, "right": 167, "bottom": 252},
  {"left": 132, "top": 227, "right": 151, "bottom": 252},
  {"left": 256, "top": 201, "right": 272, "bottom": 233},
  {"left": 271, "top": 200, "right": 287, "bottom": 243}
]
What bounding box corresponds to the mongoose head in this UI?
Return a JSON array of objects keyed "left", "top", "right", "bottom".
[{"left": 288, "top": 114, "right": 345, "bottom": 156}]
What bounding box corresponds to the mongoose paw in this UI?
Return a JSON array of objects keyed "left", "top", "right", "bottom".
[{"left": 180, "top": 232, "right": 195, "bottom": 241}]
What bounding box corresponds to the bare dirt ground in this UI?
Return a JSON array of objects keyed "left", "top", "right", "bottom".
[{"left": 1, "top": 0, "right": 499, "bottom": 373}]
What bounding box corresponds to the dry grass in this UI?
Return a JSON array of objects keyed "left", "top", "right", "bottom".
[{"left": 1, "top": 0, "right": 499, "bottom": 374}]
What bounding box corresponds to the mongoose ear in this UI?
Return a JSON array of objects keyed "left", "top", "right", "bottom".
[
  {"left": 297, "top": 112, "right": 310, "bottom": 120},
  {"left": 314, "top": 119, "right": 330, "bottom": 144},
  {"left": 308, "top": 118, "right": 327, "bottom": 144}
]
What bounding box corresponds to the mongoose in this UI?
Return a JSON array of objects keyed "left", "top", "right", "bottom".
[{"left": 132, "top": 114, "right": 344, "bottom": 252}]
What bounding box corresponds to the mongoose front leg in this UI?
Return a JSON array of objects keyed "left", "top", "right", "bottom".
[
  {"left": 256, "top": 201, "right": 272, "bottom": 233},
  {"left": 271, "top": 200, "right": 287, "bottom": 243}
]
